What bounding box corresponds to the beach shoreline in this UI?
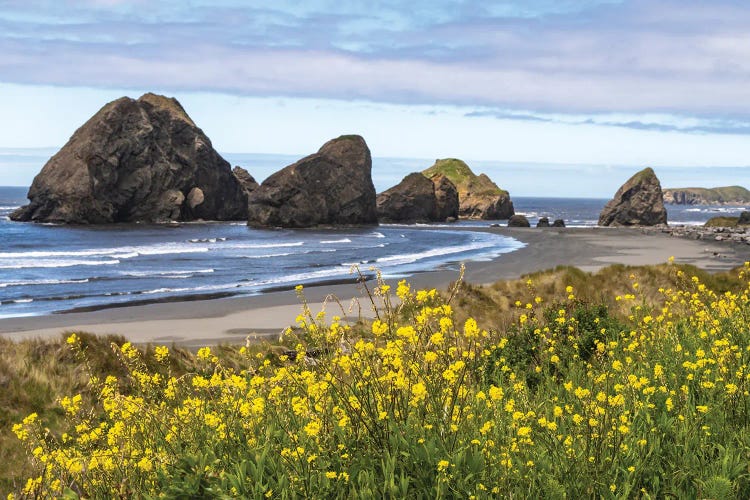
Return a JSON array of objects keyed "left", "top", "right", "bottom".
[{"left": 2, "top": 226, "right": 748, "bottom": 347}]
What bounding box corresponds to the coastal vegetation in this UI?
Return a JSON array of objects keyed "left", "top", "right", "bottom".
[
  {"left": 5, "top": 262, "right": 750, "bottom": 498},
  {"left": 705, "top": 217, "right": 742, "bottom": 228},
  {"left": 422, "top": 159, "right": 514, "bottom": 219},
  {"left": 664, "top": 186, "right": 750, "bottom": 206},
  {"left": 423, "top": 158, "right": 507, "bottom": 197}
]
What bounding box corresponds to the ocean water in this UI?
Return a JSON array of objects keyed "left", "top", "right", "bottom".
[
  {"left": 2, "top": 183, "right": 748, "bottom": 319},
  {"left": 0, "top": 186, "right": 526, "bottom": 318}
]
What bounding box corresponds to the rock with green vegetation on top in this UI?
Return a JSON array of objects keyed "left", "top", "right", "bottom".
[
  {"left": 11, "top": 93, "right": 248, "bottom": 224},
  {"left": 663, "top": 186, "right": 750, "bottom": 205},
  {"left": 598, "top": 167, "right": 668, "bottom": 226},
  {"left": 422, "top": 158, "right": 514, "bottom": 220},
  {"left": 247, "top": 135, "right": 377, "bottom": 228}
]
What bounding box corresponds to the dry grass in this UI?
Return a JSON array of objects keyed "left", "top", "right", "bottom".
[
  {"left": 449, "top": 263, "right": 744, "bottom": 331},
  {"left": 1, "top": 262, "right": 744, "bottom": 494},
  {"left": 0, "top": 333, "right": 273, "bottom": 493}
]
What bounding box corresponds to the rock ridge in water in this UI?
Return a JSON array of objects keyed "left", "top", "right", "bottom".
[
  {"left": 598, "top": 167, "right": 668, "bottom": 227},
  {"left": 11, "top": 93, "right": 247, "bottom": 223},
  {"left": 422, "top": 158, "right": 514, "bottom": 219},
  {"left": 247, "top": 135, "right": 377, "bottom": 228},
  {"left": 663, "top": 186, "right": 750, "bottom": 205}
]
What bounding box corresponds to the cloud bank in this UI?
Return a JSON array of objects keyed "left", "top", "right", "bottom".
[{"left": 1, "top": 0, "right": 749, "bottom": 131}]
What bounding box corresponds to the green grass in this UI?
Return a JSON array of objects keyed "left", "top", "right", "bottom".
[
  {"left": 704, "top": 216, "right": 740, "bottom": 227},
  {"left": 423, "top": 159, "right": 508, "bottom": 197},
  {"left": 5, "top": 262, "right": 750, "bottom": 498},
  {"left": 665, "top": 186, "right": 750, "bottom": 204}
]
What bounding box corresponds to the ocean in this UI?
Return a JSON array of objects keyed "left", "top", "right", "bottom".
[{"left": 1, "top": 183, "right": 748, "bottom": 319}]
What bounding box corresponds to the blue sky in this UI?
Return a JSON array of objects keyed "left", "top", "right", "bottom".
[{"left": 1, "top": 0, "right": 749, "bottom": 195}]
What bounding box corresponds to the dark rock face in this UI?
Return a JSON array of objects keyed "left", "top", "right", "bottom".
[
  {"left": 376, "top": 173, "right": 459, "bottom": 223},
  {"left": 739, "top": 211, "right": 750, "bottom": 226},
  {"left": 232, "top": 167, "right": 259, "bottom": 195},
  {"left": 11, "top": 93, "right": 247, "bottom": 224},
  {"left": 536, "top": 217, "right": 550, "bottom": 228},
  {"left": 377, "top": 173, "right": 437, "bottom": 223},
  {"left": 247, "top": 135, "right": 377, "bottom": 228},
  {"left": 431, "top": 174, "right": 459, "bottom": 221},
  {"left": 598, "top": 168, "right": 668, "bottom": 227},
  {"left": 552, "top": 219, "right": 566, "bottom": 227},
  {"left": 508, "top": 214, "right": 530, "bottom": 227}
]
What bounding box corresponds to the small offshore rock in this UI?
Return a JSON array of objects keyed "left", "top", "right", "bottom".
[
  {"left": 508, "top": 214, "right": 531, "bottom": 227},
  {"left": 552, "top": 219, "right": 566, "bottom": 227},
  {"left": 536, "top": 217, "right": 550, "bottom": 228}
]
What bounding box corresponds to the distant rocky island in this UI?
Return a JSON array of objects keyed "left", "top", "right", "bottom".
[
  {"left": 663, "top": 186, "right": 750, "bottom": 205},
  {"left": 11, "top": 93, "right": 248, "bottom": 224}
]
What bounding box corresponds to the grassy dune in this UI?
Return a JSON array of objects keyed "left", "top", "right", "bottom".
[{"left": 4, "top": 263, "right": 750, "bottom": 498}]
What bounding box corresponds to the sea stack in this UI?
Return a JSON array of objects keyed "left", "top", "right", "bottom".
[
  {"left": 247, "top": 135, "right": 377, "bottom": 228},
  {"left": 598, "top": 167, "right": 667, "bottom": 226},
  {"left": 376, "top": 173, "right": 459, "bottom": 223},
  {"left": 10, "top": 93, "right": 248, "bottom": 224},
  {"left": 422, "top": 158, "right": 514, "bottom": 219}
]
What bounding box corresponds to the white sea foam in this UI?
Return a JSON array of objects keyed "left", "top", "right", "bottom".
[
  {"left": 243, "top": 252, "right": 295, "bottom": 259},
  {"left": 0, "top": 278, "right": 89, "bottom": 288},
  {"left": 0, "top": 259, "right": 121, "bottom": 269},
  {"left": 140, "top": 283, "right": 242, "bottom": 295},
  {"left": 375, "top": 239, "right": 519, "bottom": 267},
  {"left": 12, "top": 298, "right": 33, "bottom": 303},
  {"left": 254, "top": 267, "right": 351, "bottom": 287},
  {"left": 369, "top": 232, "right": 386, "bottom": 238},
  {"left": 0, "top": 243, "right": 209, "bottom": 259},
  {"left": 320, "top": 238, "right": 352, "bottom": 244},
  {"left": 0, "top": 206, "right": 19, "bottom": 210},
  {"left": 229, "top": 242, "right": 304, "bottom": 249},
  {"left": 122, "top": 269, "right": 215, "bottom": 277}
]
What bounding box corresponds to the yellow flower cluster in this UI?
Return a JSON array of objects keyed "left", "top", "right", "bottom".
[{"left": 11, "top": 264, "right": 750, "bottom": 498}]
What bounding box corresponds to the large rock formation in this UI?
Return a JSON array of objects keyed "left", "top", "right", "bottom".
[
  {"left": 232, "top": 166, "right": 259, "bottom": 195},
  {"left": 422, "top": 158, "right": 514, "bottom": 219},
  {"left": 377, "top": 173, "right": 438, "bottom": 223},
  {"left": 598, "top": 168, "right": 668, "bottom": 226},
  {"left": 11, "top": 93, "right": 247, "bottom": 223},
  {"left": 663, "top": 186, "right": 750, "bottom": 205},
  {"left": 431, "top": 174, "right": 460, "bottom": 221},
  {"left": 247, "top": 135, "right": 377, "bottom": 228},
  {"left": 376, "top": 173, "right": 459, "bottom": 223}
]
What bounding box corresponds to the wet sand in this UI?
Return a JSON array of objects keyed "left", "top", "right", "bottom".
[{"left": 2, "top": 227, "right": 748, "bottom": 346}]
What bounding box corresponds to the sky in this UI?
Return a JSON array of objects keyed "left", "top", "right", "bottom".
[{"left": 1, "top": 0, "right": 749, "bottom": 196}]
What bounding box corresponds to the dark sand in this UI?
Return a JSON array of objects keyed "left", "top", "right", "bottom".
[{"left": 2, "top": 227, "right": 748, "bottom": 347}]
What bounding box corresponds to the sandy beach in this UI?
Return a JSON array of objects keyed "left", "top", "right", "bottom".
[{"left": 2, "top": 226, "right": 748, "bottom": 347}]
